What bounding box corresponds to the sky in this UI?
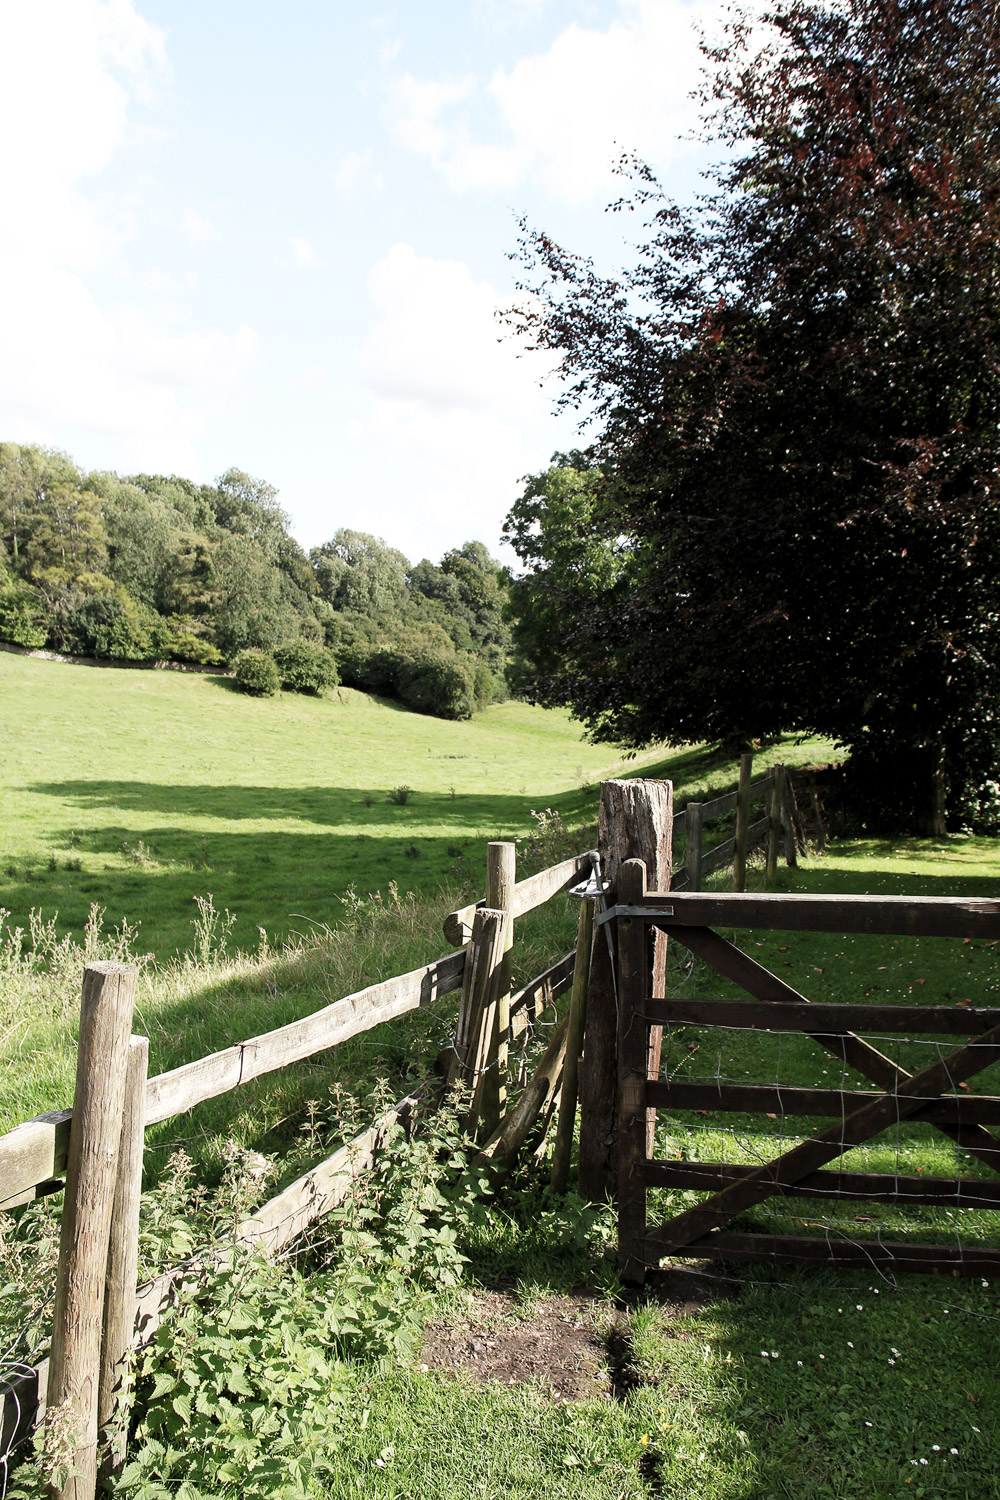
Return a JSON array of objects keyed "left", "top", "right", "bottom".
[{"left": 0, "top": 0, "right": 732, "bottom": 566}]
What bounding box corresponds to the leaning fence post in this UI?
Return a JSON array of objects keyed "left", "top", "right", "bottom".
[
  {"left": 779, "top": 767, "right": 798, "bottom": 867},
  {"left": 766, "top": 768, "right": 781, "bottom": 886},
  {"left": 98, "top": 1034, "right": 148, "bottom": 1480},
  {"left": 47, "top": 962, "right": 137, "bottom": 1500},
  {"left": 578, "top": 779, "right": 673, "bottom": 1201},
  {"left": 550, "top": 894, "right": 595, "bottom": 1194},
  {"left": 733, "top": 752, "right": 754, "bottom": 892},
  {"left": 685, "top": 801, "right": 703, "bottom": 892},
  {"left": 482, "top": 842, "right": 515, "bottom": 1138}
]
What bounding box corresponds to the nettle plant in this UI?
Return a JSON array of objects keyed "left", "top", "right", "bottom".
[{"left": 104, "top": 1093, "right": 488, "bottom": 1499}]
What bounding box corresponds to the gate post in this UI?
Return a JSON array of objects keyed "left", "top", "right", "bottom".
[
  {"left": 616, "top": 858, "right": 650, "bottom": 1285},
  {"left": 578, "top": 779, "right": 672, "bottom": 1201}
]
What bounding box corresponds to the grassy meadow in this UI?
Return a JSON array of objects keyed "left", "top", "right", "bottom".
[
  {"left": 7, "top": 650, "right": 1000, "bottom": 1498},
  {"left": 0, "top": 651, "right": 675, "bottom": 962}
]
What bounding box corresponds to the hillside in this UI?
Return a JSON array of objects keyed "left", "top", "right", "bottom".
[{"left": 0, "top": 651, "right": 676, "bottom": 959}]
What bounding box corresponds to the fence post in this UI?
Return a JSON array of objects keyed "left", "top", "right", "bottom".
[
  {"left": 616, "top": 858, "right": 649, "bottom": 1285},
  {"left": 98, "top": 1034, "right": 148, "bottom": 1480},
  {"left": 778, "top": 767, "right": 798, "bottom": 867},
  {"left": 550, "top": 895, "right": 595, "bottom": 1194},
  {"left": 578, "top": 779, "right": 673, "bottom": 1201},
  {"left": 766, "top": 768, "right": 781, "bottom": 886},
  {"left": 733, "top": 752, "right": 754, "bottom": 892},
  {"left": 447, "top": 907, "right": 505, "bottom": 1136},
  {"left": 482, "top": 842, "right": 515, "bottom": 1138},
  {"left": 47, "top": 962, "right": 137, "bottom": 1500},
  {"left": 685, "top": 801, "right": 703, "bottom": 892}
]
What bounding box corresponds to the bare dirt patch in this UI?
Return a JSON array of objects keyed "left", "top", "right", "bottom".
[{"left": 419, "top": 1266, "right": 731, "bottom": 1402}]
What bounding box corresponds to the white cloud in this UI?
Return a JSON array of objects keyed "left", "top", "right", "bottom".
[
  {"left": 386, "top": 0, "right": 730, "bottom": 203},
  {"left": 348, "top": 243, "right": 566, "bottom": 559},
  {"left": 334, "top": 149, "right": 385, "bottom": 200},
  {"left": 289, "top": 236, "right": 324, "bottom": 269},
  {"left": 0, "top": 1, "right": 258, "bottom": 466},
  {"left": 181, "top": 208, "right": 221, "bottom": 245}
]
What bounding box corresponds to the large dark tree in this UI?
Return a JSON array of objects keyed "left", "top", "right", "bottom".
[{"left": 504, "top": 0, "right": 1000, "bottom": 832}]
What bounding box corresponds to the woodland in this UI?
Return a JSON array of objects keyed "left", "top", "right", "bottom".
[{"left": 0, "top": 444, "right": 510, "bottom": 719}]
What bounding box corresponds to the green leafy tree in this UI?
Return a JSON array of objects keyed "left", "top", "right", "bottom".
[
  {"left": 272, "top": 639, "right": 339, "bottom": 694},
  {"left": 506, "top": 0, "right": 1000, "bottom": 832}
]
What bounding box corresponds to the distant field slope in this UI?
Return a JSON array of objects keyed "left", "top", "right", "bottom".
[{"left": 0, "top": 653, "right": 672, "bottom": 957}]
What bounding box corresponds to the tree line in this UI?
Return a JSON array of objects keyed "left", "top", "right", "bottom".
[{"left": 0, "top": 444, "right": 511, "bottom": 719}]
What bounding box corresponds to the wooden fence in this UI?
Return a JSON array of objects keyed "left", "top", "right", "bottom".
[
  {"left": 610, "top": 859, "right": 1000, "bottom": 1283},
  {"left": 0, "top": 756, "right": 810, "bottom": 1493},
  {"left": 0, "top": 843, "right": 592, "bottom": 1497}
]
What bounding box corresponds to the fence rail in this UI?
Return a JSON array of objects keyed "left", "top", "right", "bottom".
[{"left": 612, "top": 856, "right": 1000, "bottom": 1285}]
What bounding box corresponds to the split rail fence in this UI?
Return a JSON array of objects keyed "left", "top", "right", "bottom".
[{"left": 0, "top": 755, "right": 803, "bottom": 1496}]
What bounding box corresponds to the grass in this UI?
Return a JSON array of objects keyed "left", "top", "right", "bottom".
[
  {"left": 0, "top": 651, "right": 834, "bottom": 962},
  {"left": 8, "top": 651, "right": 1000, "bottom": 1495}
]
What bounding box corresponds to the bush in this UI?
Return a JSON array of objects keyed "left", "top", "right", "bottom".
[
  {"left": 272, "top": 639, "right": 339, "bottom": 695},
  {"left": 397, "top": 650, "right": 475, "bottom": 720},
  {"left": 233, "top": 648, "right": 280, "bottom": 696},
  {"left": 0, "top": 576, "right": 46, "bottom": 648}
]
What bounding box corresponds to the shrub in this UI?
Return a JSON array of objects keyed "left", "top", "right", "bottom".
[
  {"left": 232, "top": 648, "right": 280, "bottom": 696},
  {"left": 0, "top": 576, "right": 47, "bottom": 648},
  {"left": 387, "top": 785, "right": 412, "bottom": 805},
  {"left": 272, "top": 639, "right": 339, "bottom": 695},
  {"left": 397, "top": 650, "right": 475, "bottom": 720}
]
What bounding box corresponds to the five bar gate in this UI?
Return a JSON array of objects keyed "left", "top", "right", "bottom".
[{"left": 612, "top": 859, "right": 1000, "bottom": 1284}]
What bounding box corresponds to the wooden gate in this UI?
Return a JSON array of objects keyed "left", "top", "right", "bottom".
[{"left": 612, "top": 858, "right": 1000, "bottom": 1284}]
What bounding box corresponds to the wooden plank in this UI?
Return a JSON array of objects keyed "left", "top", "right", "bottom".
[
  {"left": 645, "top": 996, "right": 1000, "bottom": 1036},
  {"left": 443, "top": 853, "right": 590, "bottom": 946},
  {"left": 0, "top": 1110, "right": 71, "bottom": 1208},
  {"left": 701, "top": 789, "right": 737, "bottom": 822},
  {"left": 749, "top": 774, "right": 773, "bottom": 799},
  {"left": 644, "top": 1229, "right": 1000, "bottom": 1275},
  {"left": 654, "top": 1016, "right": 1000, "bottom": 1251},
  {"left": 669, "top": 924, "right": 1000, "bottom": 1178},
  {"left": 622, "top": 892, "right": 1000, "bottom": 938},
  {"left": 509, "top": 952, "right": 575, "bottom": 1038},
  {"left": 700, "top": 836, "right": 736, "bottom": 879},
  {"left": 145, "top": 948, "right": 464, "bottom": 1125},
  {"left": 477, "top": 1013, "right": 570, "bottom": 1174},
  {"left": 645, "top": 1158, "right": 1000, "bottom": 1208},
  {"left": 747, "top": 814, "right": 770, "bottom": 847},
  {"left": 647, "top": 1078, "right": 1000, "bottom": 1130},
  {"left": 551, "top": 900, "right": 594, "bottom": 1193},
  {"left": 617, "top": 861, "right": 651, "bottom": 1284}
]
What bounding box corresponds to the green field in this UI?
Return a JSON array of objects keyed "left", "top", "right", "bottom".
[
  {"left": 0, "top": 652, "right": 674, "bottom": 961},
  {"left": 11, "top": 651, "right": 1000, "bottom": 1499}
]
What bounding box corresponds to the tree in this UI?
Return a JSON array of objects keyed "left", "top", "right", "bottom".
[{"left": 505, "top": 0, "right": 1000, "bottom": 832}]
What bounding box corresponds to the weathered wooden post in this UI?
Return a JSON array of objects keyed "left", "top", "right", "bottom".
[
  {"left": 779, "top": 767, "right": 798, "bottom": 867},
  {"left": 616, "top": 858, "right": 649, "bottom": 1285},
  {"left": 481, "top": 842, "right": 515, "bottom": 1138},
  {"left": 578, "top": 779, "right": 672, "bottom": 1201},
  {"left": 733, "top": 752, "right": 754, "bottom": 892},
  {"left": 98, "top": 1034, "right": 148, "bottom": 1479},
  {"left": 447, "top": 907, "right": 506, "bottom": 1137},
  {"left": 765, "top": 767, "right": 781, "bottom": 886},
  {"left": 685, "top": 800, "right": 703, "bottom": 892},
  {"left": 550, "top": 894, "right": 595, "bottom": 1194},
  {"left": 47, "top": 962, "right": 137, "bottom": 1500}
]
